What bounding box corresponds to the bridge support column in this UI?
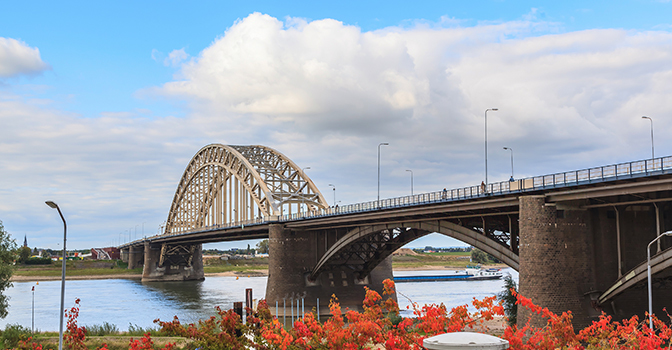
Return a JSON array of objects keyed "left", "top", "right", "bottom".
[
  {"left": 518, "top": 196, "right": 597, "bottom": 329},
  {"left": 128, "top": 245, "right": 144, "bottom": 269},
  {"left": 266, "top": 224, "right": 396, "bottom": 316},
  {"left": 120, "top": 248, "right": 129, "bottom": 263},
  {"left": 141, "top": 242, "right": 204, "bottom": 282}
]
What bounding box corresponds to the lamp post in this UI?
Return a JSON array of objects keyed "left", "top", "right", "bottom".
[
  {"left": 301, "top": 167, "right": 310, "bottom": 213},
  {"left": 32, "top": 284, "right": 35, "bottom": 334},
  {"left": 45, "top": 201, "right": 67, "bottom": 350},
  {"left": 647, "top": 231, "right": 672, "bottom": 329},
  {"left": 377, "top": 143, "right": 389, "bottom": 207},
  {"left": 503, "top": 147, "right": 514, "bottom": 180},
  {"left": 406, "top": 170, "right": 413, "bottom": 196},
  {"left": 641, "top": 116, "right": 654, "bottom": 160},
  {"left": 484, "top": 108, "right": 498, "bottom": 186},
  {"left": 328, "top": 184, "right": 336, "bottom": 207}
]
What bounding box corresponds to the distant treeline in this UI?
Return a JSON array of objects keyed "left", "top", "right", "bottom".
[{"left": 411, "top": 246, "right": 472, "bottom": 253}]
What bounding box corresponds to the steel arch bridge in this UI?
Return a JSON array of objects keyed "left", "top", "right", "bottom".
[{"left": 164, "top": 144, "right": 329, "bottom": 235}]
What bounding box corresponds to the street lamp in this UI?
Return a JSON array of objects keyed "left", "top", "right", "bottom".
[
  {"left": 406, "top": 169, "right": 413, "bottom": 196},
  {"left": 328, "top": 184, "right": 336, "bottom": 207},
  {"left": 301, "top": 167, "right": 311, "bottom": 213},
  {"left": 45, "top": 201, "right": 67, "bottom": 350},
  {"left": 503, "top": 147, "right": 514, "bottom": 180},
  {"left": 484, "top": 108, "right": 498, "bottom": 186},
  {"left": 642, "top": 116, "right": 654, "bottom": 160},
  {"left": 377, "top": 143, "right": 389, "bottom": 207},
  {"left": 648, "top": 231, "right": 672, "bottom": 329}
]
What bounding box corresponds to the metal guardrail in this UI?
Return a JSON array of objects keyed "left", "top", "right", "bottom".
[{"left": 131, "top": 155, "right": 672, "bottom": 243}]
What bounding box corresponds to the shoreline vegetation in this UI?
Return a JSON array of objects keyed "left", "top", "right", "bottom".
[{"left": 11, "top": 249, "right": 506, "bottom": 282}]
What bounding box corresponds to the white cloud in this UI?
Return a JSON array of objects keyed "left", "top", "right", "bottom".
[
  {"left": 0, "top": 38, "right": 50, "bottom": 78},
  {"left": 157, "top": 13, "right": 672, "bottom": 171},
  {"left": 4, "top": 13, "right": 672, "bottom": 250},
  {"left": 164, "top": 48, "right": 189, "bottom": 67}
]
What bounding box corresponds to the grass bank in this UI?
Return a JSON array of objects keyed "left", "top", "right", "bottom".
[
  {"left": 13, "top": 260, "right": 142, "bottom": 279},
  {"left": 12, "top": 251, "right": 481, "bottom": 280}
]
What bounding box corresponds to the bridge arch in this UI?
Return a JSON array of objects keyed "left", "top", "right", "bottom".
[
  {"left": 310, "top": 220, "right": 519, "bottom": 280},
  {"left": 165, "top": 144, "right": 329, "bottom": 235}
]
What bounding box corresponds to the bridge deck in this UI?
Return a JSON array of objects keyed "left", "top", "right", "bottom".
[{"left": 119, "top": 155, "right": 672, "bottom": 249}]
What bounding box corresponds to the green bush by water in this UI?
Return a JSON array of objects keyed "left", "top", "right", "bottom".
[
  {"left": 1, "top": 323, "right": 32, "bottom": 349},
  {"left": 85, "top": 322, "right": 119, "bottom": 336}
]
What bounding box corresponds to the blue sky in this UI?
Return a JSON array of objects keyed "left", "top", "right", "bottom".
[{"left": 2, "top": 1, "right": 672, "bottom": 250}]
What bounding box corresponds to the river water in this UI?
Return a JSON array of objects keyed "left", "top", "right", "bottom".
[{"left": 1, "top": 269, "right": 518, "bottom": 332}]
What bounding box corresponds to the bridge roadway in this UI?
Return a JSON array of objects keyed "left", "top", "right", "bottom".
[{"left": 119, "top": 146, "right": 672, "bottom": 328}]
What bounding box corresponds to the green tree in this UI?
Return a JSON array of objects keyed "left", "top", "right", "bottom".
[
  {"left": 470, "top": 247, "right": 500, "bottom": 264},
  {"left": 0, "top": 221, "right": 17, "bottom": 318},
  {"left": 256, "top": 239, "right": 269, "bottom": 254},
  {"left": 16, "top": 246, "right": 31, "bottom": 263},
  {"left": 470, "top": 247, "right": 488, "bottom": 264},
  {"left": 497, "top": 274, "right": 518, "bottom": 326}
]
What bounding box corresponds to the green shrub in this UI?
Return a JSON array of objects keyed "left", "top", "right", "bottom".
[
  {"left": 85, "top": 322, "right": 119, "bottom": 336},
  {"left": 23, "top": 257, "right": 52, "bottom": 265},
  {"left": 127, "top": 323, "right": 160, "bottom": 336},
  {"left": 1, "top": 323, "right": 31, "bottom": 349},
  {"left": 497, "top": 274, "right": 518, "bottom": 326}
]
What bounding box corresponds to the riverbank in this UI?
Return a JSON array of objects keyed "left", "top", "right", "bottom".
[
  {"left": 10, "top": 264, "right": 508, "bottom": 282},
  {"left": 11, "top": 251, "right": 505, "bottom": 282}
]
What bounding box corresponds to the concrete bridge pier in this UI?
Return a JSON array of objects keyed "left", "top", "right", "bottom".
[
  {"left": 127, "top": 245, "right": 144, "bottom": 269},
  {"left": 518, "top": 195, "right": 598, "bottom": 329},
  {"left": 141, "top": 242, "right": 204, "bottom": 282},
  {"left": 266, "top": 224, "right": 397, "bottom": 317}
]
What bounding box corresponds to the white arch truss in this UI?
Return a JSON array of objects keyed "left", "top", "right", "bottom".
[{"left": 164, "top": 144, "right": 328, "bottom": 235}]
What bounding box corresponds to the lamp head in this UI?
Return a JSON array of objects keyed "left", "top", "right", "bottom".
[
  {"left": 663, "top": 231, "right": 672, "bottom": 236},
  {"left": 45, "top": 201, "right": 58, "bottom": 209},
  {"left": 503, "top": 147, "right": 510, "bottom": 150},
  {"left": 642, "top": 116, "right": 651, "bottom": 120},
  {"left": 491, "top": 108, "right": 498, "bottom": 111},
  {"left": 381, "top": 142, "right": 389, "bottom": 146}
]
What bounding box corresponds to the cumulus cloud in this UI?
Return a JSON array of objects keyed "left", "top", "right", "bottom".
[
  {"left": 0, "top": 38, "right": 50, "bottom": 78},
  {"left": 4, "top": 13, "right": 672, "bottom": 249},
  {"left": 158, "top": 13, "right": 672, "bottom": 173}
]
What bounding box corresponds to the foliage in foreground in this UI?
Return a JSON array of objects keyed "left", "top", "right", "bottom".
[
  {"left": 497, "top": 274, "right": 518, "bottom": 327},
  {"left": 0, "top": 220, "right": 16, "bottom": 319},
  {"left": 13, "top": 280, "right": 672, "bottom": 350}
]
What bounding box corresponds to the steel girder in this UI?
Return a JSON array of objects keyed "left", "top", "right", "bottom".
[
  {"left": 164, "top": 144, "right": 328, "bottom": 235},
  {"left": 310, "top": 226, "right": 428, "bottom": 280},
  {"left": 159, "top": 243, "right": 196, "bottom": 267},
  {"left": 311, "top": 219, "right": 520, "bottom": 280}
]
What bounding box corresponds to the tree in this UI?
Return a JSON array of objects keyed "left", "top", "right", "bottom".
[
  {"left": 0, "top": 221, "right": 17, "bottom": 318},
  {"left": 497, "top": 274, "right": 518, "bottom": 326},
  {"left": 256, "top": 239, "right": 269, "bottom": 254},
  {"left": 470, "top": 247, "right": 500, "bottom": 264},
  {"left": 16, "top": 246, "right": 31, "bottom": 263}
]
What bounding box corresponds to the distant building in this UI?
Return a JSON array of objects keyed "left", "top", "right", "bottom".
[
  {"left": 23, "top": 235, "right": 27, "bottom": 247},
  {"left": 91, "top": 247, "right": 120, "bottom": 260}
]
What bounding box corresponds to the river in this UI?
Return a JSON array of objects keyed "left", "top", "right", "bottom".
[{"left": 1, "top": 269, "right": 518, "bottom": 332}]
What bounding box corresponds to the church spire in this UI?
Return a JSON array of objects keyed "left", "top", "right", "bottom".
[{"left": 23, "top": 234, "right": 27, "bottom": 247}]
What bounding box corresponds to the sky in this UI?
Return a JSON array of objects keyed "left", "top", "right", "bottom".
[{"left": 2, "top": 1, "right": 672, "bottom": 251}]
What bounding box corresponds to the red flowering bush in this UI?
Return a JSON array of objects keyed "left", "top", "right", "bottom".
[{"left": 15, "top": 282, "right": 672, "bottom": 349}]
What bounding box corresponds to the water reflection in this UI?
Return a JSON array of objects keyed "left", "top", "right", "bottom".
[{"left": 1, "top": 269, "right": 517, "bottom": 331}]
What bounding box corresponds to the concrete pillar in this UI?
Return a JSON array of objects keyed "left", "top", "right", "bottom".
[
  {"left": 128, "top": 245, "right": 144, "bottom": 269},
  {"left": 266, "top": 224, "right": 397, "bottom": 316},
  {"left": 120, "top": 248, "right": 129, "bottom": 263},
  {"left": 518, "top": 196, "right": 596, "bottom": 329},
  {"left": 141, "top": 242, "right": 204, "bottom": 282}
]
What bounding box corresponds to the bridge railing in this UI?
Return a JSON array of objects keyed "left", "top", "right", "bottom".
[
  {"left": 274, "top": 155, "right": 672, "bottom": 222},
  {"left": 156, "top": 155, "right": 672, "bottom": 238}
]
